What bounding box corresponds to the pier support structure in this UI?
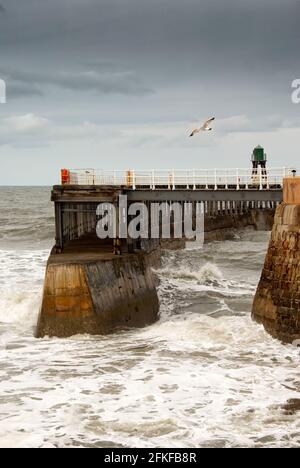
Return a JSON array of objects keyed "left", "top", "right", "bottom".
[
  {"left": 52, "top": 185, "right": 281, "bottom": 253},
  {"left": 252, "top": 177, "right": 300, "bottom": 343}
]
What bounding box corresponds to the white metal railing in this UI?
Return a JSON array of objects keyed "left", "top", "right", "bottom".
[{"left": 62, "top": 167, "right": 297, "bottom": 190}]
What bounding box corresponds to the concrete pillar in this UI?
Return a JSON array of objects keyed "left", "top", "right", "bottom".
[{"left": 36, "top": 254, "right": 159, "bottom": 338}]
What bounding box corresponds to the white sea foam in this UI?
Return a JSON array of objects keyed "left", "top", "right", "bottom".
[
  {"left": 0, "top": 289, "right": 41, "bottom": 326},
  {"left": 156, "top": 262, "right": 223, "bottom": 284},
  {"left": 155, "top": 262, "right": 255, "bottom": 299},
  {"left": 0, "top": 195, "right": 299, "bottom": 448},
  {"left": 0, "top": 314, "right": 299, "bottom": 448},
  {"left": 0, "top": 249, "right": 48, "bottom": 328}
]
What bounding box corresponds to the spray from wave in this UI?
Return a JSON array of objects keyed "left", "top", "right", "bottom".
[
  {"left": 155, "top": 262, "right": 255, "bottom": 297},
  {"left": 0, "top": 248, "right": 49, "bottom": 329},
  {"left": 156, "top": 262, "right": 223, "bottom": 284},
  {"left": 0, "top": 289, "right": 41, "bottom": 327}
]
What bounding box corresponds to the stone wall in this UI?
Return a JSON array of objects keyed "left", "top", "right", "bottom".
[{"left": 252, "top": 202, "right": 300, "bottom": 343}]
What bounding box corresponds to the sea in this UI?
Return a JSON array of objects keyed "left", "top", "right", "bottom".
[{"left": 0, "top": 187, "right": 299, "bottom": 448}]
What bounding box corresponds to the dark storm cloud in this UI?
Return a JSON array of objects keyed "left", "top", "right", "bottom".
[
  {"left": 1, "top": 66, "right": 153, "bottom": 99},
  {"left": 8, "top": 82, "right": 43, "bottom": 99},
  {"left": 0, "top": 0, "right": 299, "bottom": 121},
  {"left": 1, "top": 1, "right": 299, "bottom": 71},
  {"left": 0, "top": 0, "right": 300, "bottom": 185}
]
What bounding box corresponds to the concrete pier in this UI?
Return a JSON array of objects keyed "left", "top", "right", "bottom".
[
  {"left": 36, "top": 239, "right": 160, "bottom": 338},
  {"left": 36, "top": 181, "right": 280, "bottom": 338},
  {"left": 252, "top": 177, "right": 300, "bottom": 343}
]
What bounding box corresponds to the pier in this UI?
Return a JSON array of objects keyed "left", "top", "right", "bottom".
[
  {"left": 54, "top": 167, "right": 288, "bottom": 252},
  {"left": 36, "top": 161, "right": 297, "bottom": 339}
]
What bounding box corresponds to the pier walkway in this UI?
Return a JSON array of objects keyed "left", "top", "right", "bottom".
[{"left": 52, "top": 167, "right": 298, "bottom": 251}]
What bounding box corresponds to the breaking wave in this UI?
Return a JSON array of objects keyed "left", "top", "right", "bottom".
[
  {"left": 0, "top": 188, "right": 299, "bottom": 448},
  {"left": 0, "top": 289, "right": 41, "bottom": 327},
  {"left": 156, "top": 262, "right": 223, "bottom": 284}
]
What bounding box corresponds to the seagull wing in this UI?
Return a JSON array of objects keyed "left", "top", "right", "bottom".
[
  {"left": 189, "top": 128, "right": 200, "bottom": 137},
  {"left": 202, "top": 117, "right": 215, "bottom": 129},
  {"left": 206, "top": 117, "right": 215, "bottom": 124}
]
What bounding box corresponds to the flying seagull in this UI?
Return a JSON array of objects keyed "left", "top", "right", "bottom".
[{"left": 189, "top": 117, "right": 215, "bottom": 137}]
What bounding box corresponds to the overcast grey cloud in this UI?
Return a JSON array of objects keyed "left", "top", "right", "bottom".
[
  {"left": 49, "top": 69, "right": 152, "bottom": 96},
  {"left": 1, "top": 1, "right": 299, "bottom": 71},
  {"left": 2, "top": 67, "right": 153, "bottom": 99},
  {"left": 0, "top": 0, "right": 299, "bottom": 184}
]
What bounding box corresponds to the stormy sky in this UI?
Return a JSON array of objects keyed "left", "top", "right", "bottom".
[{"left": 0, "top": 0, "right": 299, "bottom": 184}]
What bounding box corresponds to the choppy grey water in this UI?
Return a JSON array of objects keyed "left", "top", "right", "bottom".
[{"left": 0, "top": 187, "right": 299, "bottom": 448}]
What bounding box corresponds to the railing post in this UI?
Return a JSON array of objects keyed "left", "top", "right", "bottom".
[
  {"left": 172, "top": 169, "right": 175, "bottom": 190},
  {"left": 186, "top": 171, "right": 189, "bottom": 189},
  {"left": 236, "top": 168, "right": 240, "bottom": 190},
  {"left": 225, "top": 170, "right": 228, "bottom": 190},
  {"left": 283, "top": 167, "right": 287, "bottom": 183},
  {"left": 132, "top": 170, "right": 136, "bottom": 190},
  {"left": 214, "top": 169, "right": 217, "bottom": 190},
  {"left": 193, "top": 170, "right": 196, "bottom": 190},
  {"left": 259, "top": 166, "right": 263, "bottom": 190},
  {"left": 152, "top": 170, "right": 155, "bottom": 190}
]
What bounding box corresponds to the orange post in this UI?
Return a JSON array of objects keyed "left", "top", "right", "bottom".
[
  {"left": 127, "top": 170, "right": 134, "bottom": 188},
  {"left": 61, "top": 169, "right": 70, "bottom": 185}
]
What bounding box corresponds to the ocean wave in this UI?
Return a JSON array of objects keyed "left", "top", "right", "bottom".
[
  {"left": 0, "top": 248, "right": 48, "bottom": 329},
  {"left": 0, "top": 221, "right": 55, "bottom": 243},
  {"left": 0, "top": 289, "right": 41, "bottom": 327},
  {"left": 0, "top": 187, "right": 54, "bottom": 246},
  {"left": 156, "top": 262, "right": 223, "bottom": 285},
  {"left": 155, "top": 262, "right": 255, "bottom": 296},
  {"left": 0, "top": 189, "right": 299, "bottom": 448}
]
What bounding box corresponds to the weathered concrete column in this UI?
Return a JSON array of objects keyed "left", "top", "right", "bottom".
[
  {"left": 36, "top": 250, "right": 159, "bottom": 338},
  {"left": 252, "top": 177, "right": 300, "bottom": 343}
]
